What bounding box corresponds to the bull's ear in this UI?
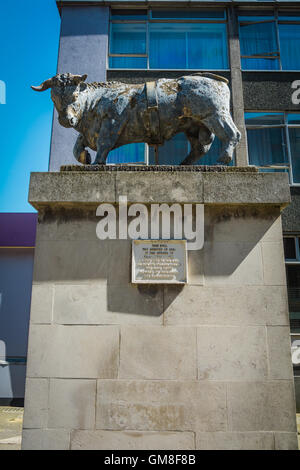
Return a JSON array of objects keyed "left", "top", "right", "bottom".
[{"left": 81, "top": 74, "right": 88, "bottom": 82}]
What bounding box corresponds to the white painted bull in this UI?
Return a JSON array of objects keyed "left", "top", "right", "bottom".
[{"left": 31, "top": 72, "right": 241, "bottom": 165}]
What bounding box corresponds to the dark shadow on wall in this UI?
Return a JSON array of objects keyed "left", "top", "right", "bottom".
[{"left": 33, "top": 205, "right": 282, "bottom": 316}]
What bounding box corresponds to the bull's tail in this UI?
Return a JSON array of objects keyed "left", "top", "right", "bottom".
[{"left": 189, "top": 72, "right": 229, "bottom": 85}]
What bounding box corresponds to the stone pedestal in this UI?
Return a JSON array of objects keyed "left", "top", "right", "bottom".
[{"left": 22, "top": 167, "right": 298, "bottom": 450}]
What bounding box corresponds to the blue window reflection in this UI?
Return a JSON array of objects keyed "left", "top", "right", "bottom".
[
  {"left": 289, "top": 128, "right": 300, "bottom": 183},
  {"left": 287, "top": 114, "right": 300, "bottom": 125},
  {"left": 149, "top": 133, "right": 226, "bottom": 165},
  {"left": 149, "top": 133, "right": 189, "bottom": 165},
  {"left": 151, "top": 10, "right": 226, "bottom": 20},
  {"left": 245, "top": 112, "right": 300, "bottom": 185},
  {"left": 245, "top": 112, "right": 287, "bottom": 166},
  {"left": 247, "top": 128, "right": 288, "bottom": 166},
  {"left": 107, "top": 143, "right": 145, "bottom": 164},
  {"left": 107, "top": 133, "right": 232, "bottom": 167},
  {"left": 109, "top": 10, "right": 228, "bottom": 70},
  {"left": 149, "top": 23, "right": 228, "bottom": 69},
  {"left": 109, "top": 57, "right": 147, "bottom": 69},
  {"left": 245, "top": 112, "right": 284, "bottom": 126},
  {"left": 110, "top": 23, "right": 146, "bottom": 54},
  {"left": 111, "top": 10, "right": 147, "bottom": 21},
  {"left": 239, "top": 15, "right": 300, "bottom": 70},
  {"left": 279, "top": 24, "right": 300, "bottom": 70},
  {"left": 239, "top": 20, "right": 279, "bottom": 70}
]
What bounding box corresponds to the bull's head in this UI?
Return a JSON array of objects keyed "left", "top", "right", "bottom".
[
  {"left": 31, "top": 73, "right": 88, "bottom": 128},
  {"left": 31, "top": 73, "right": 87, "bottom": 92}
]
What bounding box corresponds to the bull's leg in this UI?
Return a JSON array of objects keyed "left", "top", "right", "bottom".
[
  {"left": 93, "top": 118, "right": 124, "bottom": 165},
  {"left": 181, "top": 126, "right": 214, "bottom": 165},
  {"left": 201, "top": 113, "right": 241, "bottom": 164},
  {"left": 73, "top": 134, "right": 91, "bottom": 165}
]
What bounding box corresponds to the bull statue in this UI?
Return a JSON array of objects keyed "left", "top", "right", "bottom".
[{"left": 31, "top": 72, "right": 241, "bottom": 166}]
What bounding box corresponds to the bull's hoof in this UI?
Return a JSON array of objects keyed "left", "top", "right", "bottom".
[
  {"left": 78, "top": 150, "right": 92, "bottom": 165},
  {"left": 217, "top": 154, "right": 232, "bottom": 165}
]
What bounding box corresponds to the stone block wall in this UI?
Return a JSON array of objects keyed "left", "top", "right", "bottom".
[{"left": 22, "top": 169, "right": 298, "bottom": 450}]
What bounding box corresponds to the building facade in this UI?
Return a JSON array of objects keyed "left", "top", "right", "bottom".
[{"left": 0, "top": 214, "right": 36, "bottom": 405}]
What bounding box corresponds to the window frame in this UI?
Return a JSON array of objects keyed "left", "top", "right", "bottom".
[
  {"left": 245, "top": 111, "right": 300, "bottom": 186},
  {"left": 284, "top": 234, "right": 300, "bottom": 336},
  {"left": 284, "top": 235, "right": 300, "bottom": 263},
  {"left": 108, "top": 8, "right": 230, "bottom": 71},
  {"left": 238, "top": 9, "right": 300, "bottom": 72}
]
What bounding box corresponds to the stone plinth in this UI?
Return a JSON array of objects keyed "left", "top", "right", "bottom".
[{"left": 22, "top": 167, "right": 298, "bottom": 450}]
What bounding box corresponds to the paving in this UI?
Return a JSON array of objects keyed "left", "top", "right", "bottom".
[{"left": 0, "top": 407, "right": 23, "bottom": 450}]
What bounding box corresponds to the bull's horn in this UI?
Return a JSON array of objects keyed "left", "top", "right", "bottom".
[{"left": 31, "top": 78, "right": 53, "bottom": 92}]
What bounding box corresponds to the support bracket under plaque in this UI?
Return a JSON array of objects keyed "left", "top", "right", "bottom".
[{"left": 131, "top": 240, "right": 188, "bottom": 284}]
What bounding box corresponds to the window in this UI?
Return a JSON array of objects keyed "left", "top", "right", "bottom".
[
  {"left": 284, "top": 235, "right": 300, "bottom": 333},
  {"left": 107, "top": 143, "right": 146, "bottom": 164},
  {"left": 245, "top": 112, "right": 300, "bottom": 185},
  {"left": 107, "top": 133, "right": 225, "bottom": 166},
  {"left": 109, "top": 9, "right": 229, "bottom": 70},
  {"left": 239, "top": 12, "right": 300, "bottom": 70}
]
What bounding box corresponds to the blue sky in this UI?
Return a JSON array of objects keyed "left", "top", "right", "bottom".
[{"left": 0, "top": 0, "right": 60, "bottom": 212}]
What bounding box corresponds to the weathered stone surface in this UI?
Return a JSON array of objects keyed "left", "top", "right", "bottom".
[
  {"left": 197, "top": 326, "right": 268, "bottom": 381},
  {"left": 115, "top": 172, "right": 204, "bottom": 204},
  {"left": 22, "top": 429, "right": 70, "bottom": 450},
  {"left": 71, "top": 430, "right": 195, "bottom": 450},
  {"left": 203, "top": 241, "right": 263, "bottom": 286},
  {"left": 29, "top": 172, "right": 116, "bottom": 207},
  {"left": 274, "top": 432, "right": 299, "bottom": 450},
  {"left": 164, "top": 285, "right": 289, "bottom": 326},
  {"left": 48, "top": 379, "right": 96, "bottom": 429},
  {"left": 26, "top": 325, "right": 119, "bottom": 378},
  {"left": 203, "top": 173, "right": 290, "bottom": 205},
  {"left": 196, "top": 432, "right": 274, "bottom": 450},
  {"left": 53, "top": 283, "right": 163, "bottom": 325},
  {"left": 228, "top": 381, "right": 297, "bottom": 431},
  {"left": 107, "top": 239, "right": 131, "bottom": 285},
  {"left": 28, "top": 171, "right": 291, "bottom": 209},
  {"left": 36, "top": 214, "right": 101, "bottom": 242},
  {"left": 33, "top": 240, "right": 109, "bottom": 283},
  {"left": 187, "top": 250, "right": 204, "bottom": 285},
  {"left": 267, "top": 327, "right": 294, "bottom": 380},
  {"left": 265, "top": 286, "right": 290, "bottom": 326},
  {"left": 30, "top": 284, "right": 53, "bottom": 324},
  {"left": 119, "top": 326, "right": 197, "bottom": 379},
  {"left": 22, "top": 378, "right": 48, "bottom": 429},
  {"left": 62, "top": 164, "right": 255, "bottom": 173},
  {"left": 262, "top": 241, "right": 287, "bottom": 286},
  {"left": 96, "top": 380, "right": 227, "bottom": 432},
  {"left": 205, "top": 207, "right": 283, "bottom": 243}
]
